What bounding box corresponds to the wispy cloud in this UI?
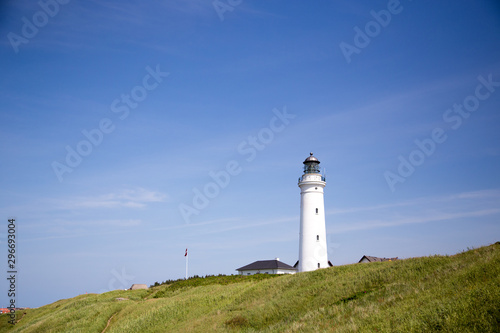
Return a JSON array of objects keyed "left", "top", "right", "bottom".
[
  {"left": 328, "top": 189, "right": 500, "bottom": 214},
  {"left": 151, "top": 217, "right": 240, "bottom": 231},
  {"left": 296, "top": 70, "right": 497, "bottom": 149},
  {"left": 18, "top": 189, "right": 500, "bottom": 244},
  {"left": 452, "top": 189, "right": 500, "bottom": 200},
  {"left": 170, "top": 189, "right": 500, "bottom": 237},
  {"left": 50, "top": 188, "right": 167, "bottom": 210},
  {"left": 327, "top": 189, "right": 500, "bottom": 234},
  {"left": 24, "top": 218, "right": 143, "bottom": 240},
  {"left": 199, "top": 216, "right": 297, "bottom": 235},
  {"left": 333, "top": 208, "right": 500, "bottom": 234}
]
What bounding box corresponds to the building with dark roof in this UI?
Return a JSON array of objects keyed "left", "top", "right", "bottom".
[
  {"left": 236, "top": 258, "right": 296, "bottom": 275},
  {"left": 358, "top": 255, "right": 398, "bottom": 263},
  {"left": 129, "top": 284, "right": 148, "bottom": 290}
]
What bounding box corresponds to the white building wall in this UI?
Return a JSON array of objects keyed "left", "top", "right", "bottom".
[
  {"left": 298, "top": 173, "right": 328, "bottom": 272},
  {"left": 276, "top": 269, "right": 296, "bottom": 275},
  {"left": 238, "top": 269, "right": 296, "bottom": 275}
]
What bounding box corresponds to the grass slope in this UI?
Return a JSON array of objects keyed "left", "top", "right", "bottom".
[{"left": 1, "top": 243, "right": 499, "bottom": 332}]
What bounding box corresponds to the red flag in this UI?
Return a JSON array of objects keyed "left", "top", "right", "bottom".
[{"left": 184, "top": 248, "right": 188, "bottom": 257}]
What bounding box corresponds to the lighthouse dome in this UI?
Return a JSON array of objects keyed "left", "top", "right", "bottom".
[
  {"left": 303, "top": 152, "right": 320, "bottom": 164},
  {"left": 302, "top": 152, "right": 321, "bottom": 174}
]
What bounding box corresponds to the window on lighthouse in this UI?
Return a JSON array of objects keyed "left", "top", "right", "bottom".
[
  {"left": 315, "top": 208, "right": 319, "bottom": 214},
  {"left": 316, "top": 235, "right": 319, "bottom": 241},
  {"left": 318, "top": 263, "right": 320, "bottom": 268}
]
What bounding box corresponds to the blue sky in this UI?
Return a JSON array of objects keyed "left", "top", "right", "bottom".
[{"left": 1, "top": 0, "right": 499, "bottom": 308}]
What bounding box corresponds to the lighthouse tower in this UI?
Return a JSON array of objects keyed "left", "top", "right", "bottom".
[{"left": 298, "top": 153, "right": 329, "bottom": 272}]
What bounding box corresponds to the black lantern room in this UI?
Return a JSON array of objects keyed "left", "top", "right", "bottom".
[{"left": 303, "top": 152, "right": 320, "bottom": 174}]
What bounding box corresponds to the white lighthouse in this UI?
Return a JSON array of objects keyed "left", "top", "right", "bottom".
[{"left": 298, "top": 153, "right": 329, "bottom": 272}]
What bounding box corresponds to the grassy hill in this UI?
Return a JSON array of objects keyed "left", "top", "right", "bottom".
[{"left": 1, "top": 243, "right": 499, "bottom": 332}]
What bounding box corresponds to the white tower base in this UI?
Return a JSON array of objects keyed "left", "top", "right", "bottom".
[{"left": 298, "top": 153, "right": 329, "bottom": 272}]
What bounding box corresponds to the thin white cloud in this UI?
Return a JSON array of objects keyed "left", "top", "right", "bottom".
[
  {"left": 327, "top": 189, "right": 500, "bottom": 217},
  {"left": 333, "top": 208, "right": 500, "bottom": 234},
  {"left": 453, "top": 189, "right": 500, "bottom": 199},
  {"left": 200, "top": 215, "right": 297, "bottom": 235},
  {"left": 172, "top": 189, "right": 500, "bottom": 237},
  {"left": 89, "top": 219, "right": 142, "bottom": 227},
  {"left": 151, "top": 217, "right": 240, "bottom": 231},
  {"left": 50, "top": 188, "right": 167, "bottom": 210},
  {"left": 22, "top": 218, "right": 143, "bottom": 242},
  {"left": 327, "top": 189, "right": 500, "bottom": 234},
  {"left": 296, "top": 69, "right": 498, "bottom": 147},
  {"left": 18, "top": 189, "right": 500, "bottom": 243}
]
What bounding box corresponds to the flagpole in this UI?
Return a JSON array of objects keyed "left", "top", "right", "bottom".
[{"left": 185, "top": 249, "right": 188, "bottom": 279}]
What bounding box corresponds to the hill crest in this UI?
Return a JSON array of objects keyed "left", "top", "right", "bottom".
[{"left": 2, "top": 243, "right": 499, "bottom": 332}]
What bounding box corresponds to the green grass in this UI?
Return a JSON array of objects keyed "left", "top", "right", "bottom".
[{"left": 1, "top": 243, "right": 499, "bottom": 332}]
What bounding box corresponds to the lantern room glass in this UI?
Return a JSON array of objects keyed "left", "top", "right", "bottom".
[{"left": 303, "top": 161, "right": 320, "bottom": 174}]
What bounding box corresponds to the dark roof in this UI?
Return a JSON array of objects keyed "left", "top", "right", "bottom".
[
  {"left": 303, "top": 152, "right": 320, "bottom": 164},
  {"left": 236, "top": 260, "right": 296, "bottom": 271},
  {"left": 129, "top": 284, "right": 148, "bottom": 290},
  {"left": 358, "top": 255, "right": 398, "bottom": 263}
]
